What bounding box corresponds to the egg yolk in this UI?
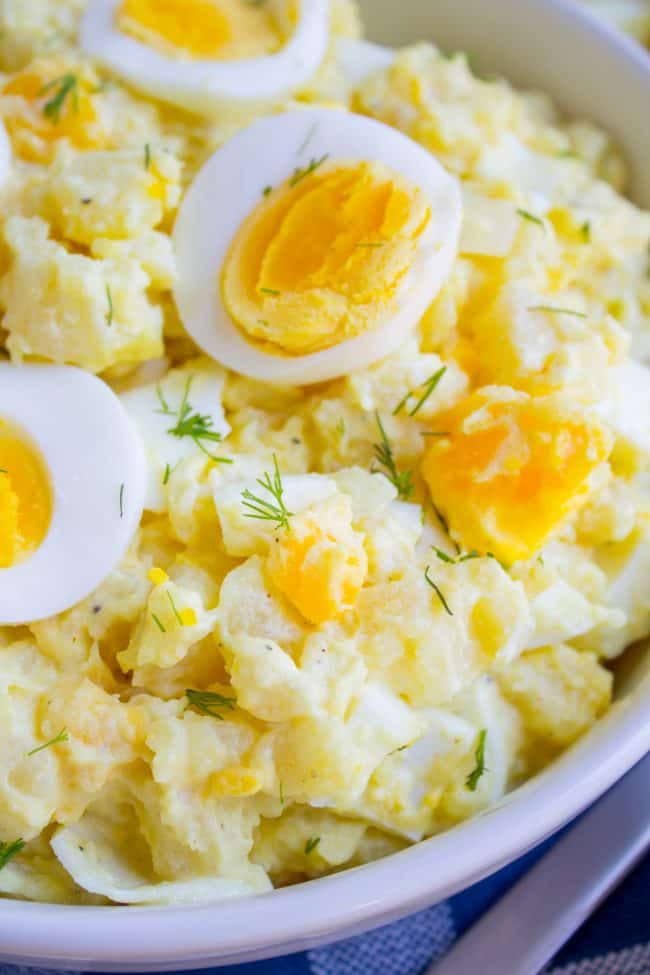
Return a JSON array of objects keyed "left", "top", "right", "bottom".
[
  {"left": 222, "top": 161, "right": 431, "bottom": 356},
  {"left": 2, "top": 67, "right": 105, "bottom": 163},
  {"left": 118, "top": 0, "right": 283, "bottom": 61},
  {"left": 421, "top": 388, "right": 612, "bottom": 564},
  {"left": 0, "top": 424, "right": 52, "bottom": 569},
  {"left": 267, "top": 496, "right": 368, "bottom": 625}
]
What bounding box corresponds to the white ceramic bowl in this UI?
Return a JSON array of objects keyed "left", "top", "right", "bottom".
[{"left": 1, "top": 1, "right": 649, "bottom": 969}]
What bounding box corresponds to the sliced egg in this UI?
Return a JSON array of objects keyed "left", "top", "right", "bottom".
[
  {"left": 79, "top": 0, "right": 330, "bottom": 115},
  {"left": 0, "top": 364, "right": 145, "bottom": 624},
  {"left": 173, "top": 108, "right": 462, "bottom": 384}
]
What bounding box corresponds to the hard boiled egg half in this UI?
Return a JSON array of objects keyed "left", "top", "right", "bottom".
[
  {"left": 173, "top": 109, "right": 462, "bottom": 384},
  {"left": 79, "top": 0, "right": 330, "bottom": 115},
  {"left": 0, "top": 364, "right": 145, "bottom": 624}
]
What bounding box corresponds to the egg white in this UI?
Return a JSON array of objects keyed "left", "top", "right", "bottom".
[
  {"left": 0, "top": 364, "right": 145, "bottom": 625},
  {"left": 79, "top": 0, "right": 330, "bottom": 115},
  {"left": 335, "top": 38, "right": 395, "bottom": 88},
  {"left": 173, "top": 108, "right": 463, "bottom": 385}
]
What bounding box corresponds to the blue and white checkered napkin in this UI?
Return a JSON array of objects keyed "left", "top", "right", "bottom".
[
  {"left": 3, "top": 823, "right": 648, "bottom": 975},
  {"left": 223, "top": 836, "right": 650, "bottom": 975}
]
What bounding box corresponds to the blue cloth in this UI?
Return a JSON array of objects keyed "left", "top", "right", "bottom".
[{"left": 3, "top": 792, "right": 649, "bottom": 975}]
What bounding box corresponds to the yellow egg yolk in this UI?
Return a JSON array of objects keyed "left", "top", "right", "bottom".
[
  {"left": 421, "top": 388, "right": 613, "bottom": 564},
  {"left": 118, "top": 0, "right": 283, "bottom": 61},
  {"left": 2, "top": 67, "right": 105, "bottom": 163},
  {"left": 222, "top": 160, "right": 432, "bottom": 356},
  {"left": 0, "top": 424, "right": 52, "bottom": 569},
  {"left": 267, "top": 495, "right": 368, "bottom": 625}
]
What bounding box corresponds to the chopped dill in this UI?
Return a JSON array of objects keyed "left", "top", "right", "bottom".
[
  {"left": 40, "top": 73, "right": 78, "bottom": 123},
  {"left": 581, "top": 221, "right": 591, "bottom": 242},
  {"left": 516, "top": 208, "right": 545, "bottom": 229},
  {"left": 528, "top": 305, "right": 587, "bottom": 319},
  {"left": 241, "top": 454, "right": 294, "bottom": 531},
  {"left": 289, "top": 154, "right": 329, "bottom": 188},
  {"left": 372, "top": 413, "right": 414, "bottom": 500},
  {"left": 162, "top": 461, "right": 178, "bottom": 485},
  {"left": 424, "top": 566, "right": 453, "bottom": 616},
  {"left": 432, "top": 546, "right": 455, "bottom": 564},
  {"left": 466, "top": 729, "right": 488, "bottom": 791},
  {"left": 297, "top": 121, "right": 318, "bottom": 155},
  {"left": 156, "top": 376, "right": 232, "bottom": 464},
  {"left": 304, "top": 837, "right": 321, "bottom": 855},
  {"left": 393, "top": 366, "right": 447, "bottom": 417},
  {"left": 166, "top": 590, "right": 183, "bottom": 626},
  {"left": 185, "top": 688, "right": 236, "bottom": 720},
  {"left": 0, "top": 839, "right": 25, "bottom": 872},
  {"left": 260, "top": 287, "right": 280, "bottom": 296},
  {"left": 151, "top": 613, "right": 166, "bottom": 633},
  {"left": 458, "top": 551, "right": 481, "bottom": 562},
  {"left": 27, "top": 728, "right": 69, "bottom": 757},
  {"left": 144, "top": 142, "right": 151, "bottom": 170},
  {"left": 105, "top": 285, "right": 113, "bottom": 326},
  {"left": 262, "top": 185, "right": 273, "bottom": 197}
]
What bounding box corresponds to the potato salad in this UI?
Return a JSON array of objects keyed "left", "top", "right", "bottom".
[{"left": 0, "top": 0, "right": 648, "bottom": 906}]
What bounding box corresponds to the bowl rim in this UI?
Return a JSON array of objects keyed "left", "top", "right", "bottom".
[{"left": 1, "top": 0, "right": 650, "bottom": 968}]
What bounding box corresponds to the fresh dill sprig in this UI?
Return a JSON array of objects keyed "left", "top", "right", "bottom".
[
  {"left": 304, "top": 836, "right": 321, "bottom": 855},
  {"left": 289, "top": 154, "right": 329, "bottom": 188},
  {"left": 241, "top": 454, "right": 294, "bottom": 531},
  {"left": 105, "top": 285, "right": 113, "bottom": 326},
  {"left": 424, "top": 566, "right": 453, "bottom": 616},
  {"left": 39, "top": 74, "right": 78, "bottom": 123},
  {"left": 27, "top": 728, "right": 69, "bottom": 757},
  {"left": 466, "top": 729, "right": 488, "bottom": 791},
  {"left": 0, "top": 839, "right": 25, "bottom": 872},
  {"left": 516, "top": 208, "right": 545, "bottom": 229},
  {"left": 156, "top": 376, "right": 232, "bottom": 464},
  {"left": 393, "top": 366, "right": 447, "bottom": 417},
  {"left": 185, "top": 688, "right": 236, "bottom": 720},
  {"left": 152, "top": 613, "right": 166, "bottom": 633},
  {"left": 372, "top": 413, "right": 414, "bottom": 501},
  {"left": 528, "top": 305, "right": 587, "bottom": 318},
  {"left": 119, "top": 482, "right": 125, "bottom": 519}
]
